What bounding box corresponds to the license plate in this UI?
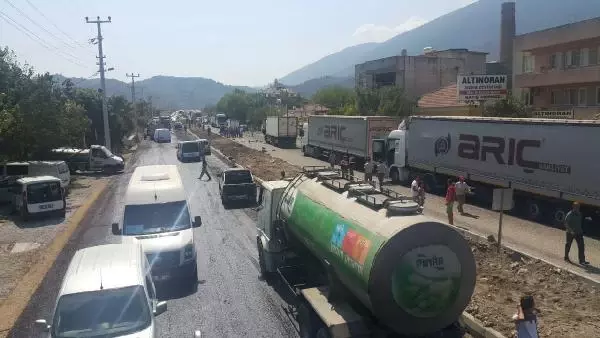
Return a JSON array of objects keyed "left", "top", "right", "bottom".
[
  {"left": 153, "top": 273, "right": 170, "bottom": 281},
  {"left": 39, "top": 204, "right": 54, "bottom": 210}
]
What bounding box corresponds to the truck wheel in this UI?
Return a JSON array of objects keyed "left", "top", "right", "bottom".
[
  {"left": 298, "top": 302, "right": 321, "bottom": 338},
  {"left": 526, "top": 200, "right": 543, "bottom": 221},
  {"left": 390, "top": 168, "right": 400, "bottom": 184},
  {"left": 315, "top": 328, "right": 331, "bottom": 338},
  {"left": 553, "top": 207, "right": 568, "bottom": 227}
]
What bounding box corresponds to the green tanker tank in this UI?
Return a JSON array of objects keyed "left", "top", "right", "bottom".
[{"left": 275, "top": 174, "right": 477, "bottom": 335}]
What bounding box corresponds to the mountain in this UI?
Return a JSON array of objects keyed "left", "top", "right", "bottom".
[
  {"left": 289, "top": 76, "right": 355, "bottom": 97},
  {"left": 280, "top": 0, "right": 600, "bottom": 85},
  {"left": 54, "top": 75, "right": 255, "bottom": 108}
]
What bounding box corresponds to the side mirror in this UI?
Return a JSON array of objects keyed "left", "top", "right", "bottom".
[
  {"left": 154, "top": 301, "right": 167, "bottom": 316},
  {"left": 193, "top": 216, "right": 202, "bottom": 227},
  {"left": 34, "top": 319, "right": 50, "bottom": 332},
  {"left": 112, "top": 223, "right": 121, "bottom": 235}
]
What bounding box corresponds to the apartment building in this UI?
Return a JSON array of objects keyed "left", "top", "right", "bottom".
[{"left": 513, "top": 17, "right": 600, "bottom": 119}]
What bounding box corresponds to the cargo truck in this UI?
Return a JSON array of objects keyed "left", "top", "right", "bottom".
[
  {"left": 256, "top": 167, "right": 476, "bottom": 337},
  {"left": 372, "top": 116, "right": 600, "bottom": 226},
  {"left": 216, "top": 113, "right": 228, "bottom": 129},
  {"left": 264, "top": 116, "right": 298, "bottom": 148},
  {"left": 301, "top": 116, "right": 401, "bottom": 169}
]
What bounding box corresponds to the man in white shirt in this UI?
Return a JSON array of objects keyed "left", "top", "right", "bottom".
[
  {"left": 376, "top": 161, "right": 387, "bottom": 190},
  {"left": 454, "top": 176, "right": 470, "bottom": 214},
  {"left": 411, "top": 176, "right": 421, "bottom": 203}
]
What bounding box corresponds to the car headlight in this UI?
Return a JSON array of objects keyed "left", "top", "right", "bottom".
[{"left": 184, "top": 244, "right": 195, "bottom": 261}]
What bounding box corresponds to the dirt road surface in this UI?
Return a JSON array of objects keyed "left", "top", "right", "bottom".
[{"left": 197, "top": 127, "right": 600, "bottom": 338}]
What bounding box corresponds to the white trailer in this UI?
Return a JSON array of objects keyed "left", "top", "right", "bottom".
[
  {"left": 373, "top": 116, "right": 600, "bottom": 225},
  {"left": 264, "top": 116, "right": 298, "bottom": 148}
]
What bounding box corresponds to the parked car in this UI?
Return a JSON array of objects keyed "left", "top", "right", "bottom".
[
  {"left": 49, "top": 145, "right": 124, "bottom": 174},
  {"left": 11, "top": 176, "right": 66, "bottom": 220},
  {"left": 218, "top": 168, "right": 257, "bottom": 206},
  {"left": 173, "top": 122, "right": 184, "bottom": 131}
]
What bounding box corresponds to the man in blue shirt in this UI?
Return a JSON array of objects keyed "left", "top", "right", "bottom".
[{"left": 564, "top": 202, "right": 589, "bottom": 265}]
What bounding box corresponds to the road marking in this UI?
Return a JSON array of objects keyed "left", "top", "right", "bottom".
[{"left": 0, "top": 179, "right": 110, "bottom": 336}]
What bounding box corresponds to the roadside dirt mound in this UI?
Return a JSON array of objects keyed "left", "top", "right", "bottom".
[
  {"left": 195, "top": 128, "right": 300, "bottom": 180},
  {"left": 199, "top": 126, "right": 600, "bottom": 338}
]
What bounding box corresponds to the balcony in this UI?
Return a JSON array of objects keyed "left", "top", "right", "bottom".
[{"left": 515, "top": 65, "right": 600, "bottom": 88}]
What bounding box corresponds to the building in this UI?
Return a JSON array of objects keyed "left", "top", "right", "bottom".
[
  {"left": 416, "top": 83, "right": 482, "bottom": 116},
  {"left": 355, "top": 48, "right": 488, "bottom": 99},
  {"left": 513, "top": 17, "right": 600, "bottom": 119},
  {"left": 287, "top": 104, "right": 329, "bottom": 118}
]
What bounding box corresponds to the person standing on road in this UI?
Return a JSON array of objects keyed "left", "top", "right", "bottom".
[
  {"left": 198, "top": 156, "right": 212, "bottom": 181},
  {"left": 364, "top": 157, "right": 374, "bottom": 185},
  {"left": 376, "top": 161, "right": 387, "bottom": 191},
  {"left": 455, "top": 176, "right": 471, "bottom": 214},
  {"left": 411, "top": 176, "right": 421, "bottom": 203},
  {"left": 445, "top": 179, "right": 456, "bottom": 225},
  {"left": 564, "top": 202, "right": 589, "bottom": 265}
]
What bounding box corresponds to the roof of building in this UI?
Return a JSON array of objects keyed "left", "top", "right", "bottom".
[
  {"left": 60, "top": 243, "right": 144, "bottom": 295},
  {"left": 418, "top": 83, "right": 466, "bottom": 108}
]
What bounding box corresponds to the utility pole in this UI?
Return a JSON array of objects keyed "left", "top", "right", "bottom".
[
  {"left": 86, "top": 16, "right": 112, "bottom": 150},
  {"left": 126, "top": 73, "right": 140, "bottom": 135}
]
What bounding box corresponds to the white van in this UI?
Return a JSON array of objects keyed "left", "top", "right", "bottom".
[
  {"left": 2, "top": 161, "right": 70, "bottom": 190},
  {"left": 11, "top": 176, "right": 66, "bottom": 220},
  {"left": 153, "top": 128, "right": 171, "bottom": 143},
  {"left": 176, "top": 141, "right": 202, "bottom": 162},
  {"left": 34, "top": 243, "right": 167, "bottom": 337},
  {"left": 112, "top": 165, "right": 201, "bottom": 286}
]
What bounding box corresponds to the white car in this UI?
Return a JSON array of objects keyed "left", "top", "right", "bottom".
[
  {"left": 35, "top": 243, "right": 167, "bottom": 337},
  {"left": 11, "top": 176, "right": 66, "bottom": 220}
]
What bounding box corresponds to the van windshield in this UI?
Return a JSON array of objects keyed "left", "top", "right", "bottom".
[
  {"left": 181, "top": 142, "right": 199, "bottom": 153},
  {"left": 27, "top": 182, "right": 62, "bottom": 204},
  {"left": 52, "top": 286, "right": 151, "bottom": 338},
  {"left": 123, "top": 201, "right": 191, "bottom": 235}
]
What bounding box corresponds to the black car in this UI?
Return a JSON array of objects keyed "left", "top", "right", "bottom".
[
  {"left": 218, "top": 168, "right": 257, "bottom": 206},
  {"left": 173, "top": 122, "right": 184, "bottom": 131}
]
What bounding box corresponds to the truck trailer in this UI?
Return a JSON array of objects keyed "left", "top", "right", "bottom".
[
  {"left": 301, "top": 115, "right": 401, "bottom": 168},
  {"left": 264, "top": 116, "right": 298, "bottom": 148},
  {"left": 373, "top": 116, "right": 600, "bottom": 226},
  {"left": 256, "top": 167, "right": 476, "bottom": 337}
]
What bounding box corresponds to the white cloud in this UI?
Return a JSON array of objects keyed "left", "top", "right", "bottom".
[{"left": 352, "top": 16, "right": 429, "bottom": 44}]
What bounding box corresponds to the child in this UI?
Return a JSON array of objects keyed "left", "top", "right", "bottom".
[{"left": 512, "top": 295, "right": 539, "bottom": 338}]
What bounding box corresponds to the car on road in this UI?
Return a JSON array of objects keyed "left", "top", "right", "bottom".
[
  {"left": 173, "top": 122, "right": 184, "bottom": 131},
  {"left": 112, "top": 165, "right": 202, "bottom": 286},
  {"left": 218, "top": 168, "right": 257, "bottom": 206},
  {"left": 34, "top": 243, "right": 167, "bottom": 337},
  {"left": 153, "top": 128, "right": 171, "bottom": 143},
  {"left": 11, "top": 176, "right": 66, "bottom": 220},
  {"left": 176, "top": 140, "right": 202, "bottom": 162}
]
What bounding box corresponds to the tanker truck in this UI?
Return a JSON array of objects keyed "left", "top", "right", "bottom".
[{"left": 255, "top": 166, "right": 476, "bottom": 337}]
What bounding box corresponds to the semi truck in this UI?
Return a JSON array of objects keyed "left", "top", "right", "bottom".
[
  {"left": 373, "top": 115, "right": 600, "bottom": 226},
  {"left": 264, "top": 116, "right": 298, "bottom": 148},
  {"left": 216, "top": 113, "right": 228, "bottom": 129},
  {"left": 256, "top": 167, "right": 476, "bottom": 337},
  {"left": 301, "top": 116, "right": 401, "bottom": 168}
]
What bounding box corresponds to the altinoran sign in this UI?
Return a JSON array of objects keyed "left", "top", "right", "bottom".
[{"left": 457, "top": 75, "right": 508, "bottom": 102}]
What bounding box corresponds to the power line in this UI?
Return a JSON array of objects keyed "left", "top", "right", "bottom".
[
  {"left": 4, "top": 0, "right": 81, "bottom": 53},
  {"left": 0, "top": 10, "right": 89, "bottom": 69},
  {"left": 24, "top": 0, "right": 86, "bottom": 48}
]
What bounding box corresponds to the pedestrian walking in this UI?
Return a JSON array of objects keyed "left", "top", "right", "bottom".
[
  {"left": 329, "top": 152, "right": 336, "bottom": 169},
  {"left": 411, "top": 176, "right": 421, "bottom": 203},
  {"left": 445, "top": 179, "right": 456, "bottom": 225},
  {"left": 376, "top": 161, "right": 387, "bottom": 190},
  {"left": 455, "top": 176, "right": 471, "bottom": 214},
  {"left": 364, "top": 157, "right": 374, "bottom": 184},
  {"left": 348, "top": 156, "right": 355, "bottom": 179},
  {"left": 512, "top": 295, "right": 539, "bottom": 338},
  {"left": 340, "top": 156, "right": 349, "bottom": 178},
  {"left": 564, "top": 202, "right": 589, "bottom": 265},
  {"left": 198, "top": 156, "right": 212, "bottom": 181}
]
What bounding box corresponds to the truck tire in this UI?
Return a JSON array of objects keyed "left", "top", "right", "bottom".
[
  {"left": 526, "top": 200, "right": 543, "bottom": 221},
  {"left": 553, "top": 207, "right": 568, "bottom": 227},
  {"left": 315, "top": 328, "right": 331, "bottom": 338},
  {"left": 298, "top": 302, "right": 322, "bottom": 338}
]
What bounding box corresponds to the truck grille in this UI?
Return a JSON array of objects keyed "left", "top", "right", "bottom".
[{"left": 146, "top": 251, "right": 180, "bottom": 270}]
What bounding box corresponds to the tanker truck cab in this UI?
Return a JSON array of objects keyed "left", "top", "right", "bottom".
[{"left": 112, "top": 165, "right": 202, "bottom": 286}]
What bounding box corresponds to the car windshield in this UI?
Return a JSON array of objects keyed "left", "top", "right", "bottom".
[
  {"left": 225, "top": 171, "right": 252, "bottom": 184},
  {"left": 27, "top": 182, "right": 62, "bottom": 204},
  {"left": 123, "top": 201, "right": 191, "bottom": 235},
  {"left": 52, "top": 286, "right": 151, "bottom": 338},
  {"left": 181, "top": 142, "right": 199, "bottom": 153}
]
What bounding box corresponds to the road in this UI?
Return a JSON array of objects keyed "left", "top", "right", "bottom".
[{"left": 9, "top": 131, "right": 298, "bottom": 338}]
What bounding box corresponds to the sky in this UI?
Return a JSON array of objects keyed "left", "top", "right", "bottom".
[{"left": 0, "top": 0, "right": 476, "bottom": 87}]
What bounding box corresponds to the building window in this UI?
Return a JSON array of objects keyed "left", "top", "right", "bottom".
[
  {"left": 549, "top": 54, "right": 558, "bottom": 69},
  {"left": 522, "top": 54, "right": 534, "bottom": 73},
  {"left": 551, "top": 90, "right": 559, "bottom": 105},
  {"left": 566, "top": 50, "right": 581, "bottom": 67},
  {"left": 590, "top": 48, "right": 598, "bottom": 65},
  {"left": 566, "top": 88, "right": 577, "bottom": 105},
  {"left": 578, "top": 88, "right": 587, "bottom": 106}
]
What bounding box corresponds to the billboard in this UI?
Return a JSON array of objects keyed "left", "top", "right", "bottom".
[{"left": 457, "top": 75, "right": 508, "bottom": 102}]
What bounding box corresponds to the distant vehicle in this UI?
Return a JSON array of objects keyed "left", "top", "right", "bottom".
[
  {"left": 153, "top": 128, "right": 171, "bottom": 143},
  {"left": 264, "top": 116, "right": 298, "bottom": 148},
  {"left": 112, "top": 165, "right": 202, "bottom": 286},
  {"left": 173, "top": 122, "right": 184, "bottom": 131},
  {"left": 11, "top": 176, "right": 66, "bottom": 220},
  {"left": 218, "top": 168, "right": 256, "bottom": 206},
  {"left": 216, "top": 113, "right": 228, "bottom": 129},
  {"left": 49, "top": 145, "right": 124, "bottom": 174},
  {"left": 176, "top": 141, "right": 202, "bottom": 162},
  {"left": 34, "top": 243, "right": 167, "bottom": 337}
]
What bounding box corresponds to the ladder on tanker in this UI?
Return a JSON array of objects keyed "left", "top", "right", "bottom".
[{"left": 301, "top": 166, "right": 420, "bottom": 215}]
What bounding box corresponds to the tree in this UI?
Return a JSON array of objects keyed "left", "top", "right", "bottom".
[
  {"left": 312, "top": 86, "right": 355, "bottom": 114},
  {"left": 377, "top": 86, "right": 415, "bottom": 117},
  {"left": 483, "top": 96, "right": 529, "bottom": 118},
  {"left": 355, "top": 87, "right": 380, "bottom": 115}
]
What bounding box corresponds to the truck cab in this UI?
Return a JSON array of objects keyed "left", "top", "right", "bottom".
[{"left": 372, "top": 129, "right": 409, "bottom": 183}]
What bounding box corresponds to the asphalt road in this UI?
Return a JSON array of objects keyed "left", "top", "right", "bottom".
[{"left": 9, "top": 131, "right": 298, "bottom": 338}]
